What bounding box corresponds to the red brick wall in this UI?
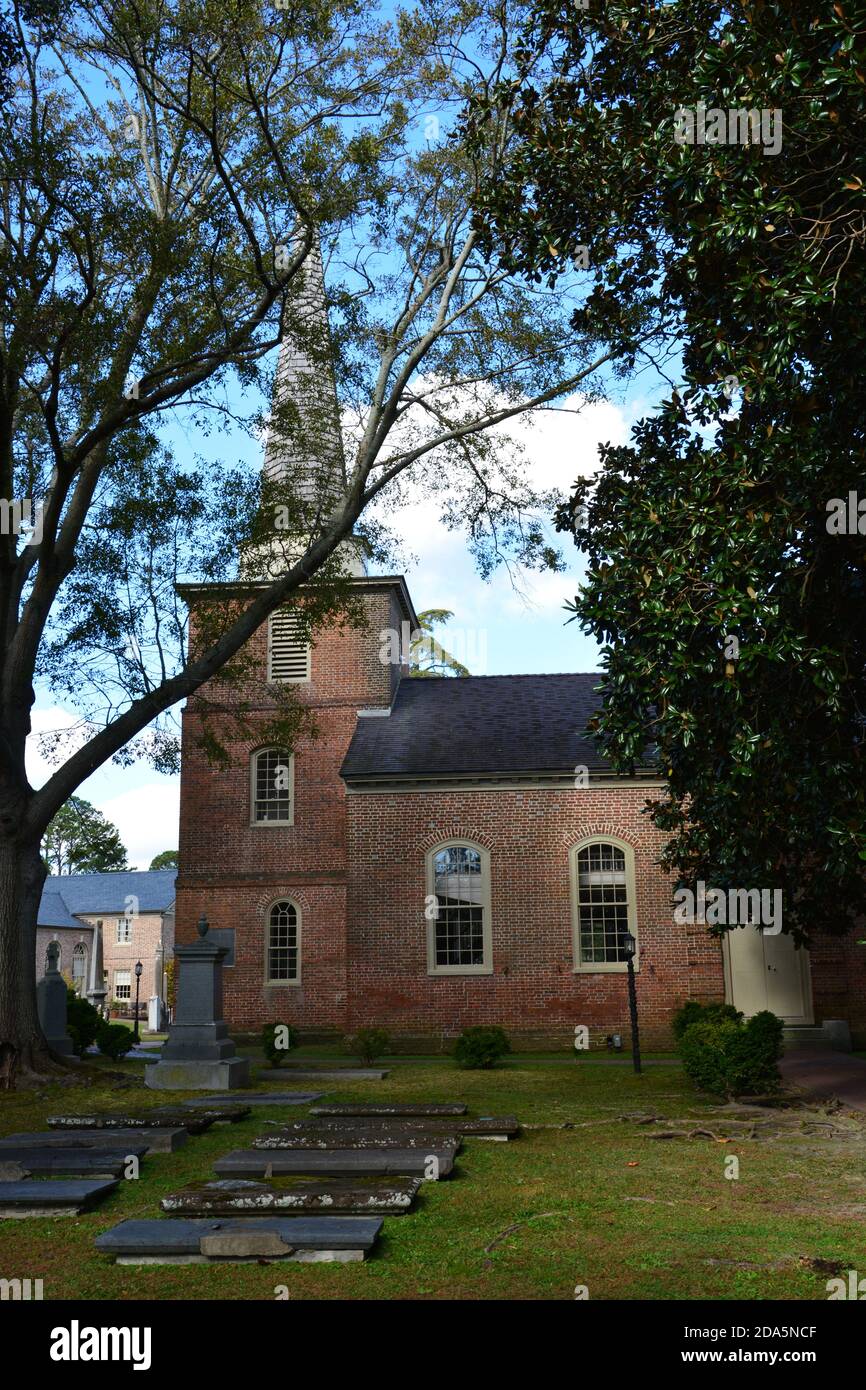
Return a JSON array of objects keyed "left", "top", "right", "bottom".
[
  {"left": 175, "top": 583, "right": 408, "bottom": 1031},
  {"left": 344, "top": 786, "right": 713, "bottom": 1048}
]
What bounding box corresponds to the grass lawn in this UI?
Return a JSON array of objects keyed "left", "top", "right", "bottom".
[{"left": 0, "top": 1055, "right": 862, "bottom": 1301}]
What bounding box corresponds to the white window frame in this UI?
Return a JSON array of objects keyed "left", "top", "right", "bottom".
[
  {"left": 250, "top": 748, "right": 295, "bottom": 827},
  {"left": 116, "top": 917, "right": 132, "bottom": 944},
  {"left": 114, "top": 969, "right": 132, "bottom": 1000},
  {"left": 425, "top": 839, "right": 493, "bottom": 977},
  {"left": 570, "top": 835, "right": 639, "bottom": 974},
  {"left": 267, "top": 609, "right": 311, "bottom": 683},
  {"left": 264, "top": 898, "right": 302, "bottom": 986}
]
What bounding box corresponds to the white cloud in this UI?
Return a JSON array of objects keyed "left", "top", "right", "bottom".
[
  {"left": 96, "top": 782, "right": 179, "bottom": 872},
  {"left": 27, "top": 705, "right": 179, "bottom": 870}
]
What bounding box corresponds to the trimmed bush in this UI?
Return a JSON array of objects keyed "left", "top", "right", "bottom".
[
  {"left": 344, "top": 1027, "right": 390, "bottom": 1064},
  {"left": 262, "top": 1021, "right": 298, "bottom": 1067},
  {"left": 678, "top": 1009, "right": 784, "bottom": 1097},
  {"left": 454, "top": 1025, "right": 511, "bottom": 1070},
  {"left": 96, "top": 1022, "right": 135, "bottom": 1060},
  {"left": 65, "top": 988, "right": 102, "bottom": 1056},
  {"left": 672, "top": 1000, "right": 742, "bottom": 1041}
]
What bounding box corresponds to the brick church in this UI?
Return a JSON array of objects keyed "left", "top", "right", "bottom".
[{"left": 174, "top": 242, "right": 866, "bottom": 1049}]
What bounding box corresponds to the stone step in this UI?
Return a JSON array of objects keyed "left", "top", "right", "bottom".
[
  {"left": 0, "top": 1148, "right": 145, "bottom": 1179},
  {"left": 214, "top": 1145, "right": 456, "bottom": 1180},
  {"left": 0, "top": 1178, "right": 119, "bottom": 1218},
  {"left": 276, "top": 1115, "right": 520, "bottom": 1140},
  {"left": 161, "top": 1176, "right": 422, "bottom": 1217},
  {"left": 252, "top": 1129, "right": 461, "bottom": 1152},
  {"left": 47, "top": 1111, "right": 217, "bottom": 1133},
  {"left": 258, "top": 1069, "right": 388, "bottom": 1082},
  {"left": 184, "top": 1092, "right": 323, "bottom": 1109},
  {"left": 0, "top": 1128, "right": 188, "bottom": 1155},
  {"left": 95, "top": 1216, "right": 383, "bottom": 1264},
  {"left": 310, "top": 1102, "right": 467, "bottom": 1117}
]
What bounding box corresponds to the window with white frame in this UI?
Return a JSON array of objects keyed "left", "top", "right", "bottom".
[
  {"left": 116, "top": 917, "right": 132, "bottom": 944},
  {"left": 72, "top": 942, "right": 88, "bottom": 994},
  {"left": 267, "top": 609, "right": 310, "bottom": 682},
  {"left": 114, "top": 970, "right": 132, "bottom": 1000},
  {"left": 266, "top": 900, "right": 300, "bottom": 983},
  {"left": 426, "top": 842, "right": 492, "bottom": 974},
  {"left": 251, "top": 748, "right": 294, "bottom": 825},
  {"left": 571, "top": 838, "right": 638, "bottom": 971}
]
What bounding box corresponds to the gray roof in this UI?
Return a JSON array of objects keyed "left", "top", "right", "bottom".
[
  {"left": 341, "top": 674, "right": 622, "bottom": 781},
  {"left": 37, "top": 870, "right": 176, "bottom": 928}
]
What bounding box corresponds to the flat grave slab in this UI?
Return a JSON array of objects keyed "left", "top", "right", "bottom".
[
  {"left": 214, "top": 1145, "right": 455, "bottom": 1179},
  {"left": 257, "top": 1069, "right": 388, "bottom": 1082},
  {"left": 184, "top": 1092, "right": 323, "bottom": 1108},
  {"left": 47, "top": 1112, "right": 214, "bottom": 1134},
  {"left": 274, "top": 1115, "right": 520, "bottom": 1140},
  {"left": 95, "top": 1215, "right": 382, "bottom": 1263},
  {"left": 252, "top": 1129, "right": 462, "bottom": 1152},
  {"left": 0, "top": 1178, "right": 119, "bottom": 1217},
  {"left": 0, "top": 1128, "right": 188, "bottom": 1155},
  {"left": 310, "top": 1102, "right": 467, "bottom": 1117},
  {"left": 161, "top": 1175, "right": 422, "bottom": 1217},
  {"left": 0, "top": 1148, "right": 143, "bottom": 1179}
]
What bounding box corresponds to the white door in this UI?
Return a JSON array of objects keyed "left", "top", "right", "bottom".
[{"left": 725, "top": 926, "right": 812, "bottom": 1024}]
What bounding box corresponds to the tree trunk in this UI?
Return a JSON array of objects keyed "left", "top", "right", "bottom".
[{"left": 0, "top": 829, "right": 60, "bottom": 1086}]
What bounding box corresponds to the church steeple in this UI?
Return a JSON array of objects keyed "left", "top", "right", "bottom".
[{"left": 242, "top": 228, "right": 365, "bottom": 579}]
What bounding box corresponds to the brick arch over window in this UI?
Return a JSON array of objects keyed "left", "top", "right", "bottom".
[
  {"left": 418, "top": 825, "right": 495, "bottom": 854},
  {"left": 250, "top": 746, "right": 294, "bottom": 826},
  {"left": 263, "top": 897, "right": 302, "bottom": 986},
  {"left": 425, "top": 839, "right": 493, "bottom": 977},
  {"left": 569, "top": 835, "right": 639, "bottom": 974}
]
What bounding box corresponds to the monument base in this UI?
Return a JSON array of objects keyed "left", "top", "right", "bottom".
[{"left": 145, "top": 1057, "right": 251, "bottom": 1092}]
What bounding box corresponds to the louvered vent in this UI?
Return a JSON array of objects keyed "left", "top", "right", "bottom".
[{"left": 268, "top": 609, "right": 310, "bottom": 682}]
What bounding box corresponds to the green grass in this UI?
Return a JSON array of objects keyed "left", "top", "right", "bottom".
[{"left": 0, "top": 1060, "right": 861, "bottom": 1301}]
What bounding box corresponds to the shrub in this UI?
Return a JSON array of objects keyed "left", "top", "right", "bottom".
[
  {"left": 672, "top": 1000, "right": 742, "bottom": 1041},
  {"left": 678, "top": 1010, "right": 784, "bottom": 1097},
  {"left": 454, "top": 1026, "right": 511, "bottom": 1070},
  {"left": 96, "top": 1022, "right": 135, "bottom": 1060},
  {"left": 344, "top": 1027, "right": 391, "bottom": 1064},
  {"left": 65, "top": 988, "right": 102, "bottom": 1056},
  {"left": 262, "top": 1021, "right": 298, "bottom": 1067}
]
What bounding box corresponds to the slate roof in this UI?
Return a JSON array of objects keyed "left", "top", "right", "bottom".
[
  {"left": 341, "top": 674, "right": 639, "bottom": 781},
  {"left": 37, "top": 870, "right": 176, "bottom": 929}
]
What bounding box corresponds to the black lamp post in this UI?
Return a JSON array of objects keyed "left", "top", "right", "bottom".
[
  {"left": 622, "top": 931, "right": 642, "bottom": 1075},
  {"left": 133, "top": 960, "right": 143, "bottom": 1042}
]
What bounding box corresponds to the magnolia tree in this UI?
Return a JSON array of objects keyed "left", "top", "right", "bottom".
[{"left": 0, "top": 0, "right": 656, "bottom": 1078}]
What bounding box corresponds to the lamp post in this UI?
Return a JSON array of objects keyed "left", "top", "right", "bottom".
[
  {"left": 133, "top": 960, "right": 143, "bottom": 1043},
  {"left": 622, "top": 931, "right": 641, "bottom": 1075}
]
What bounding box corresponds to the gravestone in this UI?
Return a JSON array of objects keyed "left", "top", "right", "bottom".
[
  {"left": 145, "top": 915, "right": 250, "bottom": 1091},
  {"left": 160, "top": 1175, "right": 422, "bottom": 1217},
  {"left": 95, "top": 1215, "right": 383, "bottom": 1264},
  {"left": 214, "top": 1144, "right": 456, "bottom": 1179},
  {"left": 0, "top": 1179, "right": 119, "bottom": 1218},
  {"left": 37, "top": 941, "right": 74, "bottom": 1057},
  {"left": 86, "top": 921, "right": 107, "bottom": 1017}
]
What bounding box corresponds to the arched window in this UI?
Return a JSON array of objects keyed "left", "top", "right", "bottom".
[
  {"left": 251, "top": 748, "right": 294, "bottom": 825},
  {"left": 265, "top": 900, "right": 300, "bottom": 984},
  {"left": 570, "top": 837, "right": 638, "bottom": 972},
  {"left": 72, "top": 942, "right": 88, "bottom": 994},
  {"left": 426, "top": 842, "right": 492, "bottom": 975}
]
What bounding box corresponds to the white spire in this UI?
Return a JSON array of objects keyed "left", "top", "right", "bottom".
[{"left": 242, "top": 228, "right": 365, "bottom": 579}]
